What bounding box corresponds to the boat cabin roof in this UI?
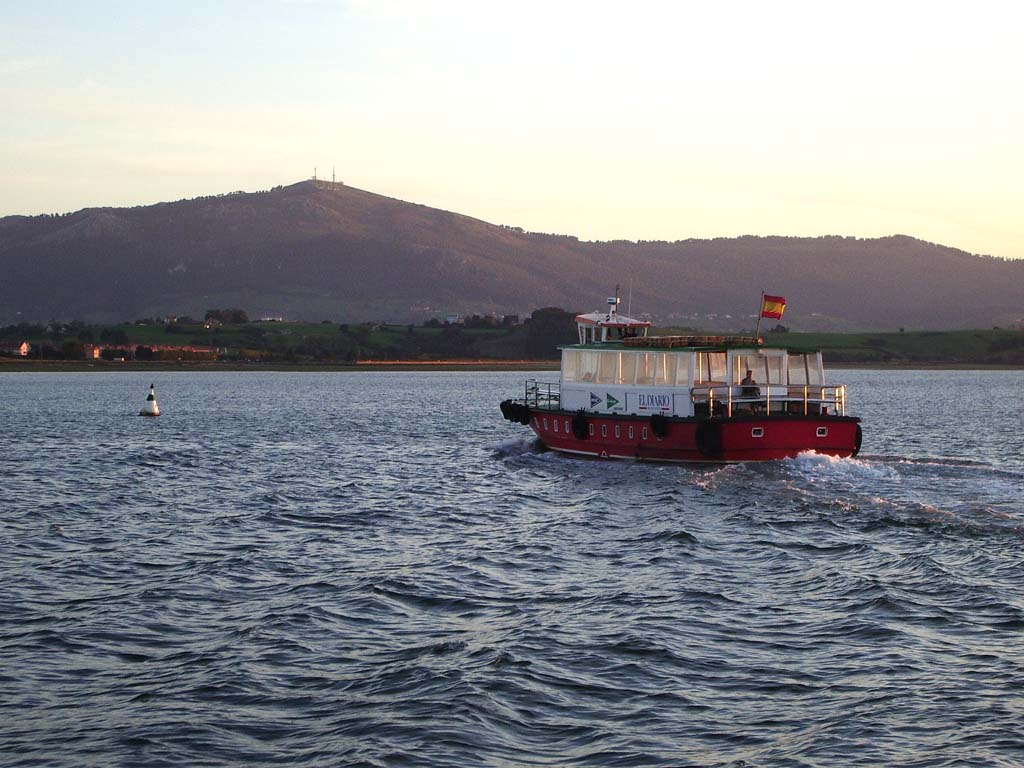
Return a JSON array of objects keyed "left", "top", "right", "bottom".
[
  {"left": 574, "top": 297, "right": 652, "bottom": 345},
  {"left": 574, "top": 311, "right": 652, "bottom": 329},
  {"left": 561, "top": 337, "right": 824, "bottom": 355}
]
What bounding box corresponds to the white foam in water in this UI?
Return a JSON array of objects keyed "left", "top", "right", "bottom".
[
  {"left": 491, "top": 436, "right": 543, "bottom": 457},
  {"left": 788, "top": 450, "right": 900, "bottom": 482},
  {"left": 690, "top": 465, "right": 736, "bottom": 491}
]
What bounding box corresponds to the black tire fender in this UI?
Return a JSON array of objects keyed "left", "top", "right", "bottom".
[
  {"left": 696, "top": 421, "right": 722, "bottom": 456},
  {"left": 572, "top": 411, "right": 588, "bottom": 439},
  {"left": 518, "top": 405, "right": 531, "bottom": 425}
]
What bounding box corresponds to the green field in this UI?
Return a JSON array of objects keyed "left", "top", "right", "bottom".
[
  {"left": 1, "top": 320, "right": 527, "bottom": 362},
  {"left": 761, "top": 329, "right": 1024, "bottom": 365},
  {"left": 4, "top": 319, "right": 1024, "bottom": 366}
]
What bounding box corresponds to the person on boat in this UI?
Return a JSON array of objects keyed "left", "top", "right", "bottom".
[
  {"left": 740, "top": 369, "right": 761, "bottom": 413},
  {"left": 741, "top": 369, "right": 760, "bottom": 398}
]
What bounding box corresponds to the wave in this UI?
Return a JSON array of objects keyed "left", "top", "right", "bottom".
[{"left": 491, "top": 436, "right": 545, "bottom": 458}]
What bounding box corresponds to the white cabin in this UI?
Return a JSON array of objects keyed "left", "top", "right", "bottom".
[{"left": 557, "top": 344, "right": 831, "bottom": 417}]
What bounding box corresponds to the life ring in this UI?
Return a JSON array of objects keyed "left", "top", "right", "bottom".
[{"left": 650, "top": 413, "right": 668, "bottom": 438}]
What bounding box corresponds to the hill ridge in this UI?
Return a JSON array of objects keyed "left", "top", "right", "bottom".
[{"left": 1, "top": 181, "right": 1021, "bottom": 330}]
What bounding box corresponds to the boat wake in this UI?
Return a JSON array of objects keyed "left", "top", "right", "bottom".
[
  {"left": 758, "top": 451, "right": 1024, "bottom": 534},
  {"left": 786, "top": 450, "right": 901, "bottom": 481},
  {"left": 491, "top": 436, "right": 545, "bottom": 458}
]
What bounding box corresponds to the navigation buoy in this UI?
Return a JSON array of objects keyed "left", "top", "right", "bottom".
[{"left": 140, "top": 383, "right": 160, "bottom": 417}]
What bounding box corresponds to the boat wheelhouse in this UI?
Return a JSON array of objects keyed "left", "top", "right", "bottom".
[{"left": 500, "top": 297, "right": 861, "bottom": 462}]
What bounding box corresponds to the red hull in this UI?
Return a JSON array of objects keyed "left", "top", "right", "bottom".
[{"left": 526, "top": 411, "right": 861, "bottom": 462}]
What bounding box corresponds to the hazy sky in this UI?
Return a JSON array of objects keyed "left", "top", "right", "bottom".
[{"left": 3, "top": 1, "right": 1022, "bottom": 257}]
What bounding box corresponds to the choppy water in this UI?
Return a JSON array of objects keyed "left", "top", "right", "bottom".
[{"left": 2, "top": 369, "right": 1024, "bottom": 767}]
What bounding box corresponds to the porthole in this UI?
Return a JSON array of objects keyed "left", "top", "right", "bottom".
[
  {"left": 543, "top": 418, "right": 548, "bottom": 430},
  {"left": 642, "top": 427, "right": 648, "bottom": 440},
  {"left": 553, "top": 419, "right": 559, "bottom": 433},
  {"left": 816, "top": 427, "right": 828, "bottom": 437},
  {"left": 751, "top": 427, "right": 764, "bottom": 438},
  {"left": 565, "top": 420, "right": 570, "bottom": 433},
  {"left": 614, "top": 425, "right": 621, "bottom": 438},
  {"left": 628, "top": 426, "right": 634, "bottom": 439},
  {"left": 589, "top": 424, "right": 594, "bottom": 436},
  {"left": 601, "top": 425, "right": 607, "bottom": 437}
]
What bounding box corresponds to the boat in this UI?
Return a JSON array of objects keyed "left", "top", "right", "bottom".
[{"left": 499, "top": 295, "right": 861, "bottom": 462}]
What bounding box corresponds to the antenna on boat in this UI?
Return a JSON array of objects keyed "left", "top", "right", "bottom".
[{"left": 627, "top": 279, "right": 633, "bottom": 318}]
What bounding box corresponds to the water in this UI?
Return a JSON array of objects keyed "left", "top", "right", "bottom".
[{"left": 2, "top": 369, "right": 1023, "bottom": 767}]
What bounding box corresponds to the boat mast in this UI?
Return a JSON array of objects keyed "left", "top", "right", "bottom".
[{"left": 754, "top": 291, "right": 765, "bottom": 342}]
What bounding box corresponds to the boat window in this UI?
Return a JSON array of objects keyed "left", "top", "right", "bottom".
[
  {"left": 636, "top": 353, "right": 656, "bottom": 385},
  {"left": 615, "top": 424, "right": 621, "bottom": 438},
  {"left": 708, "top": 352, "right": 727, "bottom": 382},
  {"left": 553, "top": 420, "right": 559, "bottom": 432},
  {"left": 788, "top": 353, "right": 808, "bottom": 386},
  {"left": 577, "top": 351, "right": 600, "bottom": 382},
  {"left": 656, "top": 354, "right": 676, "bottom": 386},
  {"left": 589, "top": 424, "right": 594, "bottom": 436},
  {"left": 808, "top": 352, "right": 825, "bottom": 386},
  {"left": 673, "top": 354, "right": 692, "bottom": 386},
  {"left": 597, "top": 352, "right": 618, "bottom": 384},
  {"left": 765, "top": 355, "right": 784, "bottom": 385},
  {"left": 735, "top": 354, "right": 767, "bottom": 385},
  {"left": 601, "top": 425, "right": 607, "bottom": 437},
  {"left": 629, "top": 426, "right": 634, "bottom": 439},
  {"left": 642, "top": 427, "right": 649, "bottom": 440},
  {"left": 561, "top": 350, "right": 580, "bottom": 382},
  {"left": 618, "top": 352, "right": 637, "bottom": 385},
  {"left": 696, "top": 352, "right": 726, "bottom": 383}
]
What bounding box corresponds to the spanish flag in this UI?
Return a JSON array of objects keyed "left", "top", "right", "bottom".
[{"left": 761, "top": 294, "right": 786, "bottom": 319}]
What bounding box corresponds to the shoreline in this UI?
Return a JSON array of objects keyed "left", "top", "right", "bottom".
[
  {"left": 0, "top": 359, "right": 561, "bottom": 373},
  {"left": 2, "top": 359, "right": 1022, "bottom": 373},
  {"left": 828, "top": 362, "right": 1024, "bottom": 371}
]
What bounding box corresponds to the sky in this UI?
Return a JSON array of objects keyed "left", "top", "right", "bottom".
[{"left": 2, "top": 0, "right": 1022, "bottom": 258}]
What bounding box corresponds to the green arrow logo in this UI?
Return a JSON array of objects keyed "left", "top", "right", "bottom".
[{"left": 606, "top": 393, "right": 619, "bottom": 408}]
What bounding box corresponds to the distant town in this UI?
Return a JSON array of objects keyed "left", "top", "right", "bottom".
[{"left": 0, "top": 307, "right": 574, "bottom": 364}]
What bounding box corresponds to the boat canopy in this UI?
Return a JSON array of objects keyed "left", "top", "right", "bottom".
[{"left": 575, "top": 296, "right": 651, "bottom": 344}]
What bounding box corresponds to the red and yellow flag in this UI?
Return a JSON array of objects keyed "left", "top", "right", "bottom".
[{"left": 761, "top": 295, "right": 786, "bottom": 319}]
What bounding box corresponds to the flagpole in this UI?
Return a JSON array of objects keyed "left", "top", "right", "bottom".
[{"left": 754, "top": 291, "right": 764, "bottom": 343}]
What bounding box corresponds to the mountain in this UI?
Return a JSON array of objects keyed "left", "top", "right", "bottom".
[{"left": 1, "top": 180, "right": 1022, "bottom": 330}]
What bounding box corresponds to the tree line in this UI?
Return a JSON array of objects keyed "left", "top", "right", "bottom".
[{"left": 0, "top": 308, "right": 580, "bottom": 362}]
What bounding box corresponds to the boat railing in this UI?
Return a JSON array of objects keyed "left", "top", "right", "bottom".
[
  {"left": 524, "top": 378, "right": 560, "bottom": 409},
  {"left": 691, "top": 384, "right": 848, "bottom": 417}
]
